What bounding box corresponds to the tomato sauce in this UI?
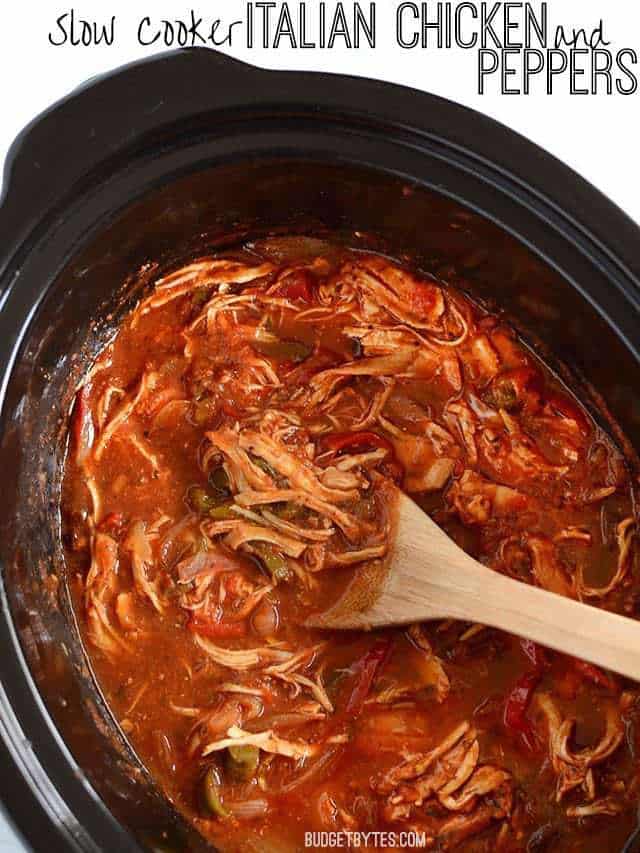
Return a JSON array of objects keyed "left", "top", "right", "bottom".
[{"left": 62, "top": 237, "right": 640, "bottom": 852}]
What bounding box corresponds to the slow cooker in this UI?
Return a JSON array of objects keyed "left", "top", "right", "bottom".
[{"left": 0, "top": 48, "right": 639, "bottom": 852}]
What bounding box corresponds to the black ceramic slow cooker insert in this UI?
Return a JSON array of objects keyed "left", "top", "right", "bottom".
[{"left": 0, "top": 48, "right": 639, "bottom": 853}]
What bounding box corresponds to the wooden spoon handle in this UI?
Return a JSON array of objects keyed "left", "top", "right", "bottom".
[{"left": 442, "top": 565, "right": 640, "bottom": 681}]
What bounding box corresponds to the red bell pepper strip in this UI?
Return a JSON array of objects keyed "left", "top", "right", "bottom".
[
  {"left": 503, "top": 639, "right": 547, "bottom": 750},
  {"left": 320, "top": 431, "right": 394, "bottom": 456},
  {"left": 189, "top": 614, "right": 247, "bottom": 639},
  {"left": 273, "top": 272, "right": 314, "bottom": 302},
  {"left": 98, "top": 512, "right": 126, "bottom": 536},
  {"left": 572, "top": 659, "right": 617, "bottom": 691},
  {"left": 503, "top": 670, "right": 542, "bottom": 752},
  {"left": 544, "top": 391, "right": 589, "bottom": 435},
  {"left": 220, "top": 400, "right": 245, "bottom": 420},
  {"left": 344, "top": 636, "right": 393, "bottom": 718}
]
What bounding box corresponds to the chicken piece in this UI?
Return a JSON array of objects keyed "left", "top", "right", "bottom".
[
  {"left": 225, "top": 521, "right": 307, "bottom": 559},
  {"left": 577, "top": 517, "right": 636, "bottom": 599},
  {"left": 87, "top": 598, "right": 132, "bottom": 657},
  {"left": 258, "top": 509, "right": 334, "bottom": 543},
  {"left": 344, "top": 257, "right": 446, "bottom": 331},
  {"left": 345, "top": 325, "right": 462, "bottom": 394},
  {"left": 395, "top": 437, "right": 456, "bottom": 492},
  {"left": 308, "top": 350, "right": 418, "bottom": 408},
  {"left": 176, "top": 547, "right": 246, "bottom": 584},
  {"left": 123, "top": 521, "right": 166, "bottom": 614},
  {"left": 316, "top": 793, "right": 357, "bottom": 831},
  {"left": 93, "top": 370, "right": 158, "bottom": 461},
  {"left": 438, "top": 765, "right": 511, "bottom": 811},
  {"left": 447, "top": 470, "right": 529, "bottom": 525},
  {"left": 378, "top": 716, "right": 513, "bottom": 843},
  {"left": 522, "top": 535, "right": 574, "bottom": 598},
  {"left": 480, "top": 411, "right": 569, "bottom": 486},
  {"left": 407, "top": 624, "right": 450, "bottom": 703},
  {"left": 325, "top": 544, "right": 388, "bottom": 567},
  {"left": 85, "top": 533, "right": 131, "bottom": 656},
  {"left": 85, "top": 532, "right": 119, "bottom": 608},
  {"left": 136, "top": 259, "right": 275, "bottom": 317},
  {"left": 409, "top": 347, "right": 463, "bottom": 393},
  {"left": 344, "top": 325, "right": 422, "bottom": 356},
  {"left": 535, "top": 693, "right": 624, "bottom": 802},
  {"left": 238, "top": 430, "right": 359, "bottom": 503},
  {"left": 465, "top": 333, "right": 501, "bottom": 383},
  {"left": 234, "top": 488, "right": 363, "bottom": 541},
  {"left": 73, "top": 384, "right": 96, "bottom": 465},
  {"left": 381, "top": 417, "right": 459, "bottom": 493},
  {"left": 193, "top": 634, "right": 294, "bottom": 670},
  {"left": 264, "top": 645, "right": 333, "bottom": 712},
  {"left": 437, "top": 781, "right": 513, "bottom": 849},
  {"left": 202, "top": 724, "right": 317, "bottom": 760},
  {"left": 115, "top": 592, "right": 138, "bottom": 632},
  {"left": 206, "top": 428, "right": 275, "bottom": 493},
  {"left": 194, "top": 695, "right": 263, "bottom": 740},
  {"left": 566, "top": 797, "right": 623, "bottom": 819},
  {"left": 384, "top": 727, "right": 479, "bottom": 820},
  {"left": 445, "top": 400, "right": 479, "bottom": 464}
]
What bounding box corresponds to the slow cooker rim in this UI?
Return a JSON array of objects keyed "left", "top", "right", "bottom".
[{"left": 1, "top": 48, "right": 639, "bottom": 291}]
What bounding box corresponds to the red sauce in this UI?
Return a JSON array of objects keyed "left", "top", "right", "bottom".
[{"left": 62, "top": 237, "right": 640, "bottom": 852}]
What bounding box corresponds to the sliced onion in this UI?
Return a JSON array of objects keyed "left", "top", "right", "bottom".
[
  {"left": 275, "top": 747, "right": 343, "bottom": 795},
  {"left": 249, "top": 713, "right": 323, "bottom": 732},
  {"left": 227, "top": 799, "right": 269, "bottom": 820},
  {"left": 177, "top": 548, "right": 243, "bottom": 583},
  {"left": 251, "top": 599, "right": 279, "bottom": 637}
]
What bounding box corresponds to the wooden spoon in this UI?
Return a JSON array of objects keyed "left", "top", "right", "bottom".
[{"left": 308, "top": 491, "right": 640, "bottom": 681}]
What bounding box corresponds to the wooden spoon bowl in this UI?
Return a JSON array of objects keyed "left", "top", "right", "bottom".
[{"left": 308, "top": 490, "right": 640, "bottom": 682}]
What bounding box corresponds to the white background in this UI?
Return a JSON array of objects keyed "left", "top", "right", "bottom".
[
  {"left": 0, "top": 0, "right": 638, "bottom": 849},
  {"left": 0, "top": 0, "right": 639, "bottom": 221}
]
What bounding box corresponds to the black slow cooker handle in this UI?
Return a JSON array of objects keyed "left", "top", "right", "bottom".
[{"left": 0, "top": 49, "right": 263, "bottom": 268}]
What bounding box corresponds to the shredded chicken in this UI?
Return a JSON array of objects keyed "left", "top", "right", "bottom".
[
  {"left": 445, "top": 400, "right": 479, "bottom": 464},
  {"left": 206, "top": 428, "right": 275, "bottom": 492},
  {"left": 343, "top": 258, "right": 447, "bottom": 332},
  {"left": 259, "top": 509, "right": 334, "bottom": 542},
  {"left": 308, "top": 350, "right": 418, "bottom": 408},
  {"left": 404, "top": 624, "right": 450, "bottom": 702},
  {"left": 448, "top": 470, "right": 528, "bottom": 524},
  {"left": 536, "top": 693, "right": 624, "bottom": 803},
  {"left": 85, "top": 532, "right": 131, "bottom": 656},
  {"left": 325, "top": 544, "right": 388, "bottom": 568},
  {"left": 376, "top": 719, "right": 512, "bottom": 842},
  {"left": 566, "top": 797, "right": 623, "bottom": 818},
  {"left": 263, "top": 644, "right": 333, "bottom": 712},
  {"left": 193, "top": 635, "right": 282, "bottom": 669},
  {"left": 577, "top": 517, "right": 636, "bottom": 599},
  {"left": 234, "top": 489, "right": 362, "bottom": 541},
  {"left": 382, "top": 419, "right": 458, "bottom": 492},
  {"left": 238, "top": 430, "right": 359, "bottom": 503},
  {"left": 202, "top": 725, "right": 318, "bottom": 759},
  {"left": 522, "top": 535, "right": 574, "bottom": 598},
  {"left": 94, "top": 371, "right": 157, "bottom": 461},
  {"left": 176, "top": 548, "right": 245, "bottom": 583},
  {"left": 123, "top": 521, "right": 166, "bottom": 614},
  {"left": 225, "top": 522, "right": 307, "bottom": 558},
  {"left": 70, "top": 246, "right": 638, "bottom": 850},
  {"left": 135, "top": 259, "right": 275, "bottom": 320},
  {"left": 126, "top": 432, "right": 162, "bottom": 474}
]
